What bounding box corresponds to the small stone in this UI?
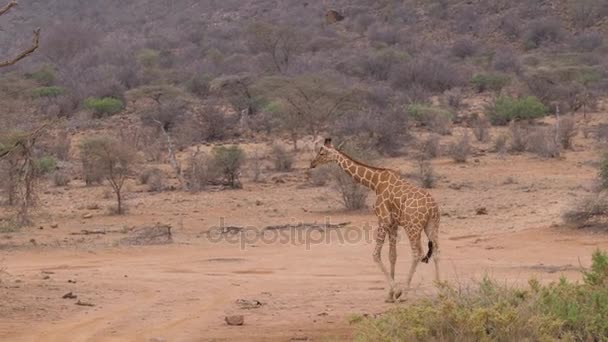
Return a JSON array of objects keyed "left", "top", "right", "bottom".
[
  {"left": 476, "top": 207, "right": 488, "bottom": 215},
  {"left": 50, "top": 223, "right": 59, "bottom": 229},
  {"left": 62, "top": 292, "right": 77, "bottom": 299},
  {"left": 82, "top": 213, "right": 93, "bottom": 219},
  {"left": 255, "top": 200, "right": 263, "bottom": 206},
  {"left": 225, "top": 315, "right": 244, "bottom": 326}
]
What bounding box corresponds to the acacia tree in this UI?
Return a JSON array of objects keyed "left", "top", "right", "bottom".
[
  {"left": 0, "top": 1, "right": 41, "bottom": 68},
  {"left": 80, "top": 137, "right": 136, "bottom": 215},
  {"left": 257, "top": 75, "right": 357, "bottom": 150}
]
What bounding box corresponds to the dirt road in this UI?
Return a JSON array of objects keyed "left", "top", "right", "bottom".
[{"left": 2, "top": 223, "right": 607, "bottom": 342}]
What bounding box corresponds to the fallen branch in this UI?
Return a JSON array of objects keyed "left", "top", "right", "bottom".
[
  {"left": 264, "top": 221, "right": 350, "bottom": 231},
  {"left": 70, "top": 230, "right": 107, "bottom": 235}
]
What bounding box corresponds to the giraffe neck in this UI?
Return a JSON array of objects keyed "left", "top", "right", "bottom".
[{"left": 335, "top": 152, "right": 381, "bottom": 192}]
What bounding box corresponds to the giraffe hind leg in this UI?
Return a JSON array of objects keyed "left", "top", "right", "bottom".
[{"left": 421, "top": 241, "right": 433, "bottom": 264}]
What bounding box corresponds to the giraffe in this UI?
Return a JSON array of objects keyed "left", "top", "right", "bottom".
[{"left": 310, "top": 138, "right": 440, "bottom": 302}]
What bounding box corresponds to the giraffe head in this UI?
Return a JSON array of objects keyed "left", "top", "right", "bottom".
[{"left": 310, "top": 138, "right": 341, "bottom": 169}]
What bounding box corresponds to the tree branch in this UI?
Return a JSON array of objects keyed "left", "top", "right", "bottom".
[
  {"left": 0, "top": 27, "right": 41, "bottom": 68},
  {"left": 0, "top": 1, "right": 17, "bottom": 16}
]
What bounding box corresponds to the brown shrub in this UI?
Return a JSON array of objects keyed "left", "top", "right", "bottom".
[
  {"left": 527, "top": 127, "right": 560, "bottom": 158},
  {"left": 471, "top": 115, "right": 491, "bottom": 142},
  {"left": 563, "top": 194, "right": 608, "bottom": 228},
  {"left": 309, "top": 166, "right": 331, "bottom": 187},
  {"left": 450, "top": 37, "right": 477, "bottom": 59},
  {"left": 418, "top": 159, "right": 436, "bottom": 189},
  {"left": 557, "top": 116, "right": 577, "bottom": 150},
  {"left": 509, "top": 122, "right": 528, "bottom": 153},
  {"left": 448, "top": 133, "right": 472, "bottom": 163},
  {"left": 442, "top": 88, "right": 464, "bottom": 110},
  {"left": 248, "top": 150, "right": 264, "bottom": 183},
  {"left": 269, "top": 144, "right": 294, "bottom": 172},
  {"left": 419, "top": 134, "right": 441, "bottom": 159},
  {"left": 494, "top": 134, "right": 509, "bottom": 155},
  {"left": 52, "top": 170, "right": 70, "bottom": 187}
]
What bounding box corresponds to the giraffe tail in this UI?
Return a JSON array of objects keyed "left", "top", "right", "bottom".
[{"left": 421, "top": 241, "right": 433, "bottom": 264}]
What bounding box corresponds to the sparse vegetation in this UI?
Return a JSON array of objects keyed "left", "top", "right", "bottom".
[
  {"left": 564, "top": 193, "right": 608, "bottom": 229},
  {"left": 471, "top": 115, "right": 491, "bottom": 142},
  {"left": 558, "top": 116, "right": 578, "bottom": 150},
  {"left": 471, "top": 73, "right": 510, "bottom": 93},
  {"left": 211, "top": 145, "right": 245, "bottom": 189},
  {"left": 354, "top": 250, "right": 608, "bottom": 341},
  {"left": 269, "top": 144, "right": 294, "bottom": 172},
  {"left": 448, "top": 132, "right": 471, "bottom": 163},
  {"left": 527, "top": 127, "right": 560, "bottom": 158},
  {"left": 331, "top": 143, "right": 373, "bottom": 210},
  {"left": 418, "top": 159, "right": 436, "bottom": 189},
  {"left": 418, "top": 134, "right": 441, "bottom": 159}
]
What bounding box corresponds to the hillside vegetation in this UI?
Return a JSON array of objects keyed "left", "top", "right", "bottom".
[{"left": 1, "top": 0, "right": 607, "bottom": 220}]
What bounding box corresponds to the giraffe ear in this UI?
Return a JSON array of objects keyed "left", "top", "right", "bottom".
[{"left": 324, "top": 138, "right": 332, "bottom": 147}]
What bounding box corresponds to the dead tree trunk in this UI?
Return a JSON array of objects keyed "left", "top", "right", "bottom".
[
  {"left": 154, "top": 120, "right": 186, "bottom": 190},
  {"left": 0, "top": 1, "right": 41, "bottom": 68}
]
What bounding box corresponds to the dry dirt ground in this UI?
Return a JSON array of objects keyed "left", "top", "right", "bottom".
[{"left": 2, "top": 116, "right": 608, "bottom": 341}]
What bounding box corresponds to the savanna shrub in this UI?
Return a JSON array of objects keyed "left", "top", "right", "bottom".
[
  {"left": 212, "top": 145, "right": 245, "bottom": 189},
  {"left": 523, "top": 18, "right": 564, "bottom": 49},
  {"left": 32, "top": 86, "right": 65, "bottom": 98},
  {"left": 52, "top": 170, "right": 70, "bottom": 186},
  {"left": 269, "top": 144, "right": 294, "bottom": 172},
  {"left": 448, "top": 133, "right": 471, "bottom": 163},
  {"left": 526, "top": 127, "right": 560, "bottom": 158},
  {"left": 471, "top": 73, "right": 510, "bottom": 93},
  {"left": 330, "top": 143, "right": 373, "bottom": 210},
  {"left": 36, "top": 156, "right": 57, "bottom": 175},
  {"left": 84, "top": 97, "right": 124, "bottom": 118},
  {"left": 487, "top": 96, "right": 548, "bottom": 125},
  {"left": 354, "top": 250, "right": 608, "bottom": 341}
]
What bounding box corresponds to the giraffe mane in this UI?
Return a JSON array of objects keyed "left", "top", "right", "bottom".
[{"left": 335, "top": 149, "right": 392, "bottom": 172}]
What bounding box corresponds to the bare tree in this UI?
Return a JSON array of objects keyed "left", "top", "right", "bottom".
[
  {"left": 0, "top": 123, "right": 52, "bottom": 225},
  {"left": 246, "top": 22, "right": 301, "bottom": 74},
  {"left": 0, "top": 1, "right": 41, "bottom": 68}
]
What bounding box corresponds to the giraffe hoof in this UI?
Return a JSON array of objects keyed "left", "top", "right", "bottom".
[
  {"left": 392, "top": 288, "right": 403, "bottom": 301},
  {"left": 397, "top": 296, "right": 409, "bottom": 303}
]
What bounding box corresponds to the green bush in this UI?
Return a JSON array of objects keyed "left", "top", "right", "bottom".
[
  {"left": 471, "top": 73, "right": 510, "bottom": 93},
  {"left": 408, "top": 104, "right": 453, "bottom": 135},
  {"left": 84, "top": 97, "right": 124, "bottom": 117},
  {"left": 354, "top": 250, "right": 608, "bottom": 342},
  {"left": 31, "top": 86, "right": 65, "bottom": 98},
  {"left": 487, "top": 96, "right": 547, "bottom": 125},
  {"left": 212, "top": 145, "right": 246, "bottom": 189},
  {"left": 27, "top": 65, "right": 56, "bottom": 86},
  {"left": 599, "top": 153, "right": 608, "bottom": 190},
  {"left": 36, "top": 156, "right": 57, "bottom": 175},
  {"left": 137, "top": 48, "right": 160, "bottom": 68}
]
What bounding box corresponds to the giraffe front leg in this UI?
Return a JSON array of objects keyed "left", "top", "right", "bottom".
[{"left": 388, "top": 229, "right": 402, "bottom": 302}]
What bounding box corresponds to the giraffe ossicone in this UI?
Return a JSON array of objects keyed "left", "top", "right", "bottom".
[{"left": 310, "top": 138, "right": 441, "bottom": 302}]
